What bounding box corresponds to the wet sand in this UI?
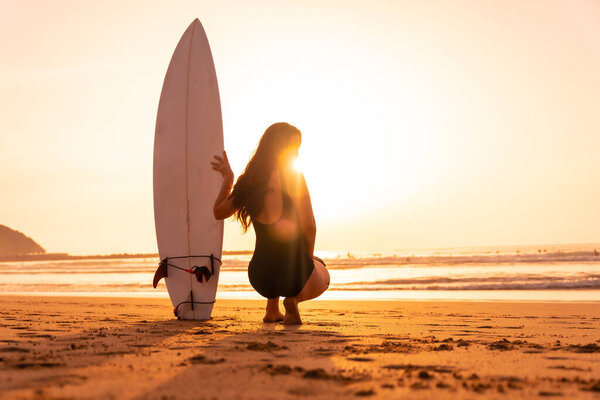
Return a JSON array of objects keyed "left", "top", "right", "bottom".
[{"left": 0, "top": 296, "right": 599, "bottom": 399}]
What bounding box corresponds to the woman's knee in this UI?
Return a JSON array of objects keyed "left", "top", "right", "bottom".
[
  {"left": 314, "top": 261, "right": 329, "bottom": 292},
  {"left": 322, "top": 265, "right": 330, "bottom": 288},
  {"left": 297, "top": 261, "right": 329, "bottom": 302}
]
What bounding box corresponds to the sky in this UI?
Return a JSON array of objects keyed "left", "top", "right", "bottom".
[{"left": 1, "top": 0, "right": 599, "bottom": 255}]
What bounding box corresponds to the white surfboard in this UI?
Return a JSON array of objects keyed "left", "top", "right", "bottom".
[{"left": 152, "top": 18, "right": 224, "bottom": 320}]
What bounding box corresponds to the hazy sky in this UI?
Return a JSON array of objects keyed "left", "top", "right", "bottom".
[{"left": 2, "top": 0, "right": 599, "bottom": 254}]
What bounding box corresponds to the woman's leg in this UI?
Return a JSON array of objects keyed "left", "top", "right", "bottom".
[
  {"left": 263, "top": 297, "right": 284, "bottom": 323},
  {"left": 297, "top": 259, "right": 330, "bottom": 302},
  {"left": 283, "top": 259, "right": 330, "bottom": 325}
]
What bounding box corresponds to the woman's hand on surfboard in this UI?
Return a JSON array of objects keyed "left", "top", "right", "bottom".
[{"left": 211, "top": 151, "right": 234, "bottom": 185}]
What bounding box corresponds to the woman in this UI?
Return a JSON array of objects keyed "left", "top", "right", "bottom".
[{"left": 211, "top": 122, "right": 330, "bottom": 325}]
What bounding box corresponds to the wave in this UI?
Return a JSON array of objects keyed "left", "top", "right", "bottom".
[
  {"left": 1, "top": 250, "right": 599, "bottom": 274},
  {"left": 1, "top": 248, "right": 599, "bottom": 297},
  {"left": 332, "top": 274, "right": 600, "bottom": 290},
  {"left": 323, "top": 252, "right": 600, "bottom": 269}
]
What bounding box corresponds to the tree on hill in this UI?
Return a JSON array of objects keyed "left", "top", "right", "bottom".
[{"left": 0, "top": 225, "right": 46, "bottom": 256}]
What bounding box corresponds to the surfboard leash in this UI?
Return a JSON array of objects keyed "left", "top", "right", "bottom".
[
  {"left": 154, "top": 254, "right": 221, "bottom": 318},
  {"left": 173, "top": 292, "right": 216, "bottom": 318},
  {"left": 157, "top": 254, "right": 222, "bottom": 284}
]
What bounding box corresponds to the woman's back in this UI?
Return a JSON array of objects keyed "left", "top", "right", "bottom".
[
  {"left": 248, "top": 168, "right": 314, "bottom": 298},
  {"left": 252, "top": 168, "right": 300, "bottom": 237}
]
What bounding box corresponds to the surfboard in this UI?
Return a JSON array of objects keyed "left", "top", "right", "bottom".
[{"left": 152, "top": 18, "right": 224, "bottom": 320}]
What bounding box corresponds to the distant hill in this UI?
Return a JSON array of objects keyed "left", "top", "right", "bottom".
[{"left": 0, "top": 225, "right": 45, "bottom": 256}]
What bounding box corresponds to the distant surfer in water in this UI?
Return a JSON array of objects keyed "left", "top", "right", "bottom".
[{"left": 211, "top": 122, "right": 330, "bottom": 325}]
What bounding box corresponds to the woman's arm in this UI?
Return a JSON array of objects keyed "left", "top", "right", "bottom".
[
  {"left": 211, "top": 151, "right": 236, "bottom": 220},
  {"left": 302, "top": 211, "right": 317, "bottom": 257},
  {"left": 284, "top": 170, "right": 316, "bottom": 257},
  {"left": 213, "top": 180, "right": 235, "bottom": 220}
]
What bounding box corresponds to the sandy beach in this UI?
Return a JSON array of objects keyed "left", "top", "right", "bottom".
[{"left": 0, "top": 296, "right": 598, "bottom": 399}]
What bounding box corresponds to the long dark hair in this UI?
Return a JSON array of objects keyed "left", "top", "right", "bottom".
[{"left": 229, "top": 122, "right": 302, "bottom": 233}]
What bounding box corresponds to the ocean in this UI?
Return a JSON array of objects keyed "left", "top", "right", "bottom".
[{"left": 2, "top": 243, "right": 599, "bottom": 302}]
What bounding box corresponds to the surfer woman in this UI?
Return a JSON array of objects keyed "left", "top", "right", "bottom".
[{"left": 211, "top": 122, "right": 330, "bottom": 325}]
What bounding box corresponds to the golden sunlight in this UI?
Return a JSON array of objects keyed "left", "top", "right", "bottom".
[{"left": 293, "top": 155, "right": 303, "bottom": 172}]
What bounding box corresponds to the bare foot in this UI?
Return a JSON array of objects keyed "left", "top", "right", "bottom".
[
  {"left": 263, "top": 312, "right": 284, "bottom": 323},
  {"left": 283, "top": 297, "right": 302, "bottom": 325}
]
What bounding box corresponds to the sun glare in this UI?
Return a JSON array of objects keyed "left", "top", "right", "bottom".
[{"left": 293, "top": 156, "right": 303, "bottom": 172}]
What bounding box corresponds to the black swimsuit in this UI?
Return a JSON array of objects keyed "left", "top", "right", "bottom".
[{"left": 248, "top": 184, "right": 315, "bottom": 299}]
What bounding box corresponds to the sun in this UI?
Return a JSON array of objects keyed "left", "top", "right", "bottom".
[{"left": 293, "top": 155, "right": 303, "bottom": 172}]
